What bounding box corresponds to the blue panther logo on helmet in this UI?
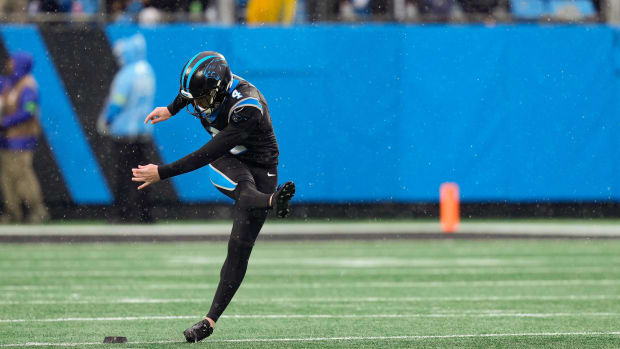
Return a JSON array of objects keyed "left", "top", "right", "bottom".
[
  {"left": 204, "top": 60, "right": 228, "bottom": 81},
  {"left": 179, "top": 51, "right": 232, "bottom": 119}
]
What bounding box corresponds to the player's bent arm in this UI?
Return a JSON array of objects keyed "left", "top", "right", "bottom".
[
  {"left": 157, "top": 129, "right": 248, "bottom": 180},
  {"left": 158, "top": 108, "right": 259, "bottom": 180}
]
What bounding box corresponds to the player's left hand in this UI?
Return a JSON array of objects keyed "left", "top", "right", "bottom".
[{"left": 131, "top": 164, "right": 160, "bottom": 190}]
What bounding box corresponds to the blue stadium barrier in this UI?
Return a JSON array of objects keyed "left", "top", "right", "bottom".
[{"left": 4, "top": 24, "right": 620, "bottom": 203}]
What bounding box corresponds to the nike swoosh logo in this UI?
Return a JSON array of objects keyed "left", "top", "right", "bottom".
[{"left": 267, "top": 172, "right": 276, "bottom": 177}]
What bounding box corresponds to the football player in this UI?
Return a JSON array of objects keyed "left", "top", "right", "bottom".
[{"left": 131, "top": 51, "right": 295, "bottom": 342}]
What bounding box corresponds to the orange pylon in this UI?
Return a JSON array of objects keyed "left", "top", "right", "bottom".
[{"left": 440, "top": 182, "right": 460, "bottom": 233}]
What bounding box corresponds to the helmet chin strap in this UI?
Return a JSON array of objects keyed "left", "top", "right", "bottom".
[{"left": 197, "top": 104, "right": 215, "bottom": 116}]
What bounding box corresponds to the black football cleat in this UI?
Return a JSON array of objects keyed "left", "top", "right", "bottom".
[
  {"left": 273, "top": 181, "right": 295, "bottom": 218},
  {"left": 184, "top": 319, "right": 213, "bottom": 343}
]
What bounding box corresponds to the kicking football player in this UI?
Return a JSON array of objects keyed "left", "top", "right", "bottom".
[{"left": 131, "top": 51, "right": 295, "bottom": 342}]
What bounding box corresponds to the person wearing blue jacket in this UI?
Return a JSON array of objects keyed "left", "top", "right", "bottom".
[
  {"left": 98, "top": 33, "right": 156, "bottom": 223},
  {"left": 0, "top": 52, "right": 48, "bottom": 223}
]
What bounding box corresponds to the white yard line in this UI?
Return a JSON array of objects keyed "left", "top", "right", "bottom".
[
  {"left": 4, "top": 257, "right": 620, "bottom": 270},
  {"left": 1, "top": 279, "right": 620, "bottom": 293},
  {"left": 1, "top": 294, "right": 619, "bottom": 305},
  {"left": 0, "top": 222, "right": 620, "bottom": 236},
  {"left": 0, "top": 266, "right": 615, "bottom": 277},
  {"left": 2, "top": 312, "right": 620, "bottom": 323},
  {"left": 2, "top": 332, "right": 620, "bottom": 347}
]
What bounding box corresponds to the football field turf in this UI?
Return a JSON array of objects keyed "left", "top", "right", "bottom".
[{"left": 1, "top": 239, "right": 620, "bottom": 348}]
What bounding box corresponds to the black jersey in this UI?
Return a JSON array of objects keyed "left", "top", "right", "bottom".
[{"left": 158, "top": 76, "right": 279, "bottom": 180}]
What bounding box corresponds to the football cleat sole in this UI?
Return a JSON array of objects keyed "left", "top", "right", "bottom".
[{"left": 274, "top": 181, "right": 295, "bottom": 218}]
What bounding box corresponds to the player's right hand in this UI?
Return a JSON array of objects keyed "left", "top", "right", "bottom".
[{"left": 145, "top": 107, "right": 172, "bottom": 125}]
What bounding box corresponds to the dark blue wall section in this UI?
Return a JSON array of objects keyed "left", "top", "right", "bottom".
[
  {"left": 1, "top": 25, "right": 112, "bottom": 204},
  {"left": 11, "top": 24, "right": 620, "bottom": 203}
]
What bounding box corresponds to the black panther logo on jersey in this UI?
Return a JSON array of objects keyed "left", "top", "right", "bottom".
[{"left": 231, "top": 110, "right": 250, "bottom": 124}]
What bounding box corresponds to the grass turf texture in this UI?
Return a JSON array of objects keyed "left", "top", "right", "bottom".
[{"left": 1, "top": 240, "right": 619, "bottom": 348}]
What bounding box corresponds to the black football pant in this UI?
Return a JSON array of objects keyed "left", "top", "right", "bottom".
[{"left": 206, "top": 155, "right": 277, "bottom": 322}]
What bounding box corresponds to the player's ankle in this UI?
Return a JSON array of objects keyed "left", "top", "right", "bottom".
[{"left": 204, "top": 317, "right": 215, "bottom": 328}]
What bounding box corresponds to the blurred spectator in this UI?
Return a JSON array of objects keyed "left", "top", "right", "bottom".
[
  {"left": 138, "top": 0, "right": 162, "bottom": 24},
  {"left": 0, "top": 0, "right": 28, "bottom": 14},
  {"left": 113, "top": 0, "right": 142, "bottom": 22},
  {"left": 71, "top": 0, "right": 99, "bottom": 14},
  {"left": 416, "top": 0, "right": 461, "bottom": 17},
  {"left": 394, "top": 0, "right": 419, "bottom": 20},
  {"left": 97, "top": 33, "right": 155, "bottom": 223},
  {"left": 40, "top": 0, "right": 71, "bottom": 12},
  {"left": 304, "top": 0, "right": 323, "bottom": 21},
  {"left": 25, "top": 0, "right": 75, "bottom": 14},
  {"left": 0, "top": 52, "right": 49, "bottom": 224},
  {"left": 339, "top": 0, "right": 394, "bottom": 21},
  {"left": 246, "top": 0, "right": 296, "bottom": 24},
  {"left": 551, "top": 0, "right": 596, "bottom": 20},
  {"left": 458, "top": 0, "right": 500, "bottom": 14},
  {"left": 510, "top": 0, "right": 596, "bottom": 20},
  {"left": 189, "top": 0, "right": 204, "bottom": 19}
]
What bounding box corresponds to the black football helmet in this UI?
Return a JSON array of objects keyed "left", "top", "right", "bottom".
[{"left": 179, "top": 51, "right": 232, "bottom": 118}]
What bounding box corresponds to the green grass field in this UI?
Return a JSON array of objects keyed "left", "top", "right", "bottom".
[{"left": 1, "top": 239, "right": 620, "bottom": 348}]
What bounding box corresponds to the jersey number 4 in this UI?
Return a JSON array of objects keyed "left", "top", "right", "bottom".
[{"left": 232, "top": 90, "right": 243, "bottom": 99}]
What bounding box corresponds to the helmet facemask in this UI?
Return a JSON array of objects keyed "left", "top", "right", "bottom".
[{"left": 185, "top": 87, "right": 226, "bottom": 120}]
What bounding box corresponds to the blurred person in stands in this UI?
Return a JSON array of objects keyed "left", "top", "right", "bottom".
[
  {"left": 339, "top": 0, "right": 392, "bottom": 21},
  {"left": 37, "top": 0, "right": 71, "bottom": 12},
  {"left": 113, "top": 0, "right": 143, "bottom": 22},
  {"left": 70, "top": 0, "right": 99, "bottom": 14},
  {"left": 97, "top": 33, "right": 156, "bottom": 223},
  {"left": 0, "top": 52, "right": 48, "bottom": 224},
  {"left": 108, "top": 0, "right": 125, "bottom": 16},
  {"left": 246, "top": 0, "right": 296, "bottom": 24},
  {"left": 305, "top": 0, "right": 335, "bottom": 22},
  {"left": 394, "top": 0, "right": 419, "bottom": 20},
  {"left": 418, "top": 0, "right": 462, "bottom": 18},
  {"left": 138, "top": 0, "right": 162, "bottom": 25},
  {"left": 0, "top": 0, "right": 27, "bottom": 14},
  {"left": 457, "top": 0, "right": 508, "bottom": 17}
]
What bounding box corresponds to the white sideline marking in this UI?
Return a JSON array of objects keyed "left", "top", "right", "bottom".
[
  {"left": 2, "top": 279, "right": 620, "bottom": 293},
  {"left": 2, "top": 294, "right": 620, "bottom": 305},
  {"left": 1, "top": 221, "right": 620, "bottom": 236},
  {"left": 1, "top": 332, "right": 620, "bottom": 347},
  {"left": 1, "top": 312, "right": 620, "bottom": 323}
]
